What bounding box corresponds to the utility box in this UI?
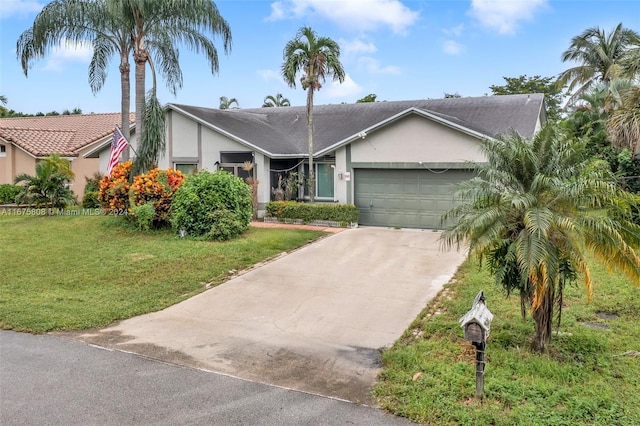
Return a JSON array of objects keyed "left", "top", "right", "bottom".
[{"left": 459, "top": 291, "right": 493, "bottom": 344}]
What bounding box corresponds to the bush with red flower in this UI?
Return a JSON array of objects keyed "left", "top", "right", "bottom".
[
  {"left": 98, "top": 161, "right": 132, "bottom": 211},
  {"left": 129, "top": 167, "right": 185, "bottom": 227}
]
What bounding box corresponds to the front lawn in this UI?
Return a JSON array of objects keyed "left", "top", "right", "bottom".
[
  {"left": 374, "top": 257, "right": 640, "bottom": 425},
  {"left": 0, "top": 214, "right": 324, "bottom": 333}
]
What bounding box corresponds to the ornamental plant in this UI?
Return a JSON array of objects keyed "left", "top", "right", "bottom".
[
  {"left": 171, "top": 170, "right": 252, "bottom": 241},
  {"left": 98, "top": 161, "right": 132, "bottom": 210},
  {"left": 129, "top": 167, "right": 185, "bottom": 227}
]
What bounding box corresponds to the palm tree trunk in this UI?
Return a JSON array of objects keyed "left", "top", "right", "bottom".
[
  {"left": 134, "top": 49, "right": 147, "bottom": 155},
  {"left": 307, "top": 87, "right": 315, "bottom": 203},
  {"left": 119, "top": 54, "right": 131, "bottom": 160},
  {"left": 532, "top": 284, "right": 555, "bottom": 352}
]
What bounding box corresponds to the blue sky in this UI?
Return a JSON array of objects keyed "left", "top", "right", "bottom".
[{"left": 1, "top": 0, "right": 639, "bottom": 115}]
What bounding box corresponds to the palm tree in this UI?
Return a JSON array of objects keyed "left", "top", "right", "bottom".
[
  {"left": 262, "top": 93, "right": 290, "bottom": 107},
  {"left": 219, "top": 96, "right": 239, "bottom": 109},
  {"left": 17, "top": 0, "right": 232, "bottom": 172},
  {"left": 17, "top": 0, "right": 135, "bottom": 142},
  {"left": 607, "top": 85, "right": 640, "bottom": 157},
  {"left": 441, "top": 124, "right": 640, "bottom": 352},
  {"left": 111, "top": 0, "right": 231, "bottom": 162},
  {"left": 557, "top": 23, "right": 640, "bottom": 107},
  {"left": 14, "top": 154, "right": 76, "bottom": 208},
  {"left": 281, "top": 26, "right": 345, "bottom": 202}
]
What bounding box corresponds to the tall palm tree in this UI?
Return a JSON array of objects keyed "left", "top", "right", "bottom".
[
  {"left": 557, "top": 23, "right": 640, "bottom": 107},
  {"left": 17, "top": 0, "right": 232, "bottom": 172},
  {"left": 111, "top": 0, "right": 231, "bottom": 159},
  {"left": 262, "top": 93, "right": 290, "bottom": 107},
  {"left": 219, "top": 96, "right": 239, "bottom": 109},
  {"left": 17, "top": 0, "right": 134, "bottom": 142},
  {"left": 441, "top": 124, "right": 640, "bottom": 352},
  {"left": 281, "top": 26, "right": 344, "bottom": 202}
]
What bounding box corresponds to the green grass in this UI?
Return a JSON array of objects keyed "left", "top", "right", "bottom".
[
  {"left": 0, "top": 214, "right": 324, "bottom": 333},
  {"left": 374, "top": 257, "right": 640, "bottom": 425}
]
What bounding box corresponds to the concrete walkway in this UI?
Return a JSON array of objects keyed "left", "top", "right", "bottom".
[{"left": 68, "top": 227, "right": 467, "bottom": 405}]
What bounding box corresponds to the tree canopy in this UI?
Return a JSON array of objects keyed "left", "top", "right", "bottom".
[
  {"left": 441, "top": 124, "right": 640, "bottom": 352},
  {"left": 490, "top": 75, "right": 565, "bottom": 122}
]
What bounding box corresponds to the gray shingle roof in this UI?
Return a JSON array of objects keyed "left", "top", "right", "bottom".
[{"left": 168, "top": 94, "right": 545, "bottom": 157}]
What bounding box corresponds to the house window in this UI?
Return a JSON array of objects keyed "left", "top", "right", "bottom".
[
  {"left": 0, "top": 144, "right": 5, "bottom": 157},
  {"left": 303, "top": 163, "right": 335, "bottom": 199},
  {"left": 219, "top": 151, "right": 254, "bottom": 180},
  {"left": 174, "top": 163, "right": 198, "bottom": 175}
]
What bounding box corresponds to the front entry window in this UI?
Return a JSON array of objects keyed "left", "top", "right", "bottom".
[
  {"left": 303, "top": 163, "right": 335, "bottom": 199},
  {"left": 317, "top": 163, "right": 334, "bottom": 198}
]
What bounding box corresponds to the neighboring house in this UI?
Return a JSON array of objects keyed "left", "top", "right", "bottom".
[
  {"left": 0, "top": 113, "right": 135, "bottom": 200},
  {"left": 90, "top": 93, "right": 546, "bottom": 229}
]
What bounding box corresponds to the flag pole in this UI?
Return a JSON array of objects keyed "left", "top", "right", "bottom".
[{"left": 117, "top": 124, "right": 138, "bottom": 157}]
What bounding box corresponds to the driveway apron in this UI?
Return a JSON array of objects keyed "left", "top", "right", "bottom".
[{"left": 69, "top": 227, "right": 467, "bottom": 405}]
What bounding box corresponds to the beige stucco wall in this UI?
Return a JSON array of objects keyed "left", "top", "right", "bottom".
[
  {"left": 350, "top": 114, "right": 486, "bottom": 164},
  {"left": 0, "top": 143, "right": 36, "bottom": 186},
  {"left": 71, "top": 145, "right": 101, "bottom": 199}
]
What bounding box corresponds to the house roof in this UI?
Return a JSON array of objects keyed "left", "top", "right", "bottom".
[
  {"left": 168, "top": 93, "right": 545, "bottom": 157},
  {"left": 0, "top": 113, "right": 135, "bottom": 157}
]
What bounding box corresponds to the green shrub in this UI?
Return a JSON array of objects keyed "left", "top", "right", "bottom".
[
  {"left": 0, "top": 184, "right": 21, "bottom": 204},
  {"left": 204, "top": 208, "right": 247, "bottom": 241},
  {"left": 131, "top": 202, "right": 155, "bottom": 231},
  {"left": 84, "top": 172, "right": 102, "bottom": 193},
  {"left": 171, "top": 170, "right": 253, "bottom": 240},
  {"left": 265, "top": 201, "right": 359, "bottom": 224},
  {"left": 82, "top": 191, "right": 100, "bottom": 208}
]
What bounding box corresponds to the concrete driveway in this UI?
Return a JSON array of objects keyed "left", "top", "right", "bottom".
[{"left": 69, "top": 227, "right": 467, "bottom": 405}]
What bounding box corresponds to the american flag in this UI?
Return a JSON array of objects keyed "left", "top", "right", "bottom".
[{"left": 106, "top": 126, "right": 129, "bottom": 176}]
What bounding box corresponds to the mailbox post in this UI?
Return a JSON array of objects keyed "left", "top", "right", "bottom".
[{"left": 459, "top": 290, "right": 493, "bottom": 398}]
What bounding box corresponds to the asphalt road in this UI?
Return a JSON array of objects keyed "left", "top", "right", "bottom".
[{"left": 0, "top": 330, "right": 414, "bottom": 426}]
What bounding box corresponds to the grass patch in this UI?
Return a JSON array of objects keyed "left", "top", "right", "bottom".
[
  {"left": 374, "top": 257, "right": 640, "bottom": 425},
  {"left": 0, "top": 215, "right": 324, "bottom": 333}
]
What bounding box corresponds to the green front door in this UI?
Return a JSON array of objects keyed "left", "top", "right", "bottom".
[{"left": 354, "top": 168, "right": 473, "bottom": 229}]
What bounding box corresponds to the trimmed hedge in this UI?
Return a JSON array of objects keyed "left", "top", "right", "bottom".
[
  {"left": 0, "top": 184, "right": 21, "bottom": 204},
  {"left": 265, "top": 201, "right": 359, "bottom": 225}
]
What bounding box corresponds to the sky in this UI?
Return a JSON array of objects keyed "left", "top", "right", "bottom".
[{"left": 1, "top": 0, "right": 639, "bottom": 115}]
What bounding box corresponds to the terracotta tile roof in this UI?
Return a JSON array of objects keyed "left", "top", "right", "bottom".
[{"left": 0, "top": 113, "right": 135, "bottom": 157}]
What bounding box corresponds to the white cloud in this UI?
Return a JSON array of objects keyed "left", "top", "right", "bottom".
[
  {"left": 42, "top": 40, "right": 93, "bottom": 71},
  {"left": 358, "top": 57, "right": 401, "bottom": 74},
  {"left": 267, "top": 0, "right": 419, "bottom": 34},
  {"left": 0, "top": 0, "right": 43, "bottom": 19},
  {"left": 469, "top": 0, "right": 548, "bottom": 35},
  {"left": 443, "top": 24, "right": 464, "bottom": 37},
  {"left": 257, "top": 69, "right": 282, "bottom": 82},
  {"left": 322, "top": 74, "right": 362, "bottom": 99},
  {"left": 341, "top": 38, "right": 377, "bottom": 56},
  {"left": 266, "top": 1, "right": 286, "bottom": 21},
  {"left": 443, "top": 40, "right": 463, "bottom": 56}
]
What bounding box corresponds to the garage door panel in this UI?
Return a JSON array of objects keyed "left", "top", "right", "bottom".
[{"left": 355, "top": 169, "right": 473, "bottom": 229}]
